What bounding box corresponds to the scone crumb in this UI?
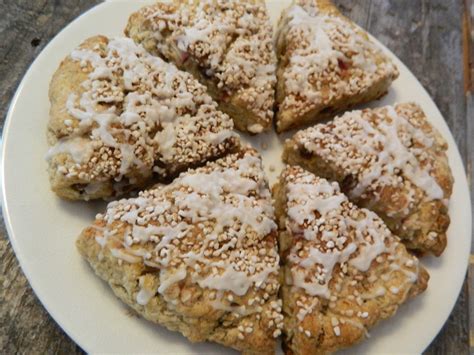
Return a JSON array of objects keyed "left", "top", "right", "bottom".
[
  {"left": 285, "top": 103, "right": 452, "bottom": 254},
  {"left": 277, "top": 166, "right": 429, "bottom": 353},
  {"left": 276, "top": 0, "right": 398, "bottom": 125},
  {"left": 136, "top": 0, "right": 277, "bottom": 128},
  {"left": 47, "top": 36, "right": 238, "bottom": 199},
  {"left": 84, "top": 150, "right": 283, "bottom": 346}
]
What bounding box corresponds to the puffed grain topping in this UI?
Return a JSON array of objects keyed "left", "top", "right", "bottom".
[
  {"left": 47, "top": 37, "right": 237, "bottom": 186},
  {"left": 279, "top": 0, "right": 398, "bottom": 118},
  {"left": 292, "top": 104, "right": 444, "bottom": 217},
  {"left": 140, "top": 0, "right": 277, "bottom": 125},
  {"left": 281, "top": 167, "right": 422, "bottom": 332},
  {"left": 93, "top": 150, "right": 283, "bottom": 337}
]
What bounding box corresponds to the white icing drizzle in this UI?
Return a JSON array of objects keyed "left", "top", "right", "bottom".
[
  {"left": 110, "top": 248, "right": 141, "bottom": 263},
  {"left": 158, "top": 267, "right": 187, "bottom": 294},
  {"left": 296, "top": 298, "right": 318, "bottom": 322},
  {"left": 94, "top": 151, "right": 280, "bottom": 312},
  {"left": 361, "top": 286, "right": 386, "bottom": 300},
  {"left": 350, "top": 106, "right": 442, "bottom": 200},
  {"left": 287, "top": 179, "right": 346, "bottom": 226},
  {"left": 136, "top": 276, "right": 155, "bottom": 306},
  {"left": 297, "top": 104, "right": 445, "bottom": 208},
  {"left": 136, "top": 288, "right": 154, "bottom": 306},
  {"left": 47, "top": 36, "right": 237, "bottom": 192},
  {"left": 45, "top": 137, "right": 95, "bottom": 164}
]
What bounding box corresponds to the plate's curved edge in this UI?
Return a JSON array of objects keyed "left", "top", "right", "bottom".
[
  {"left": 0, "top": 1, "right": 471, "bottom": 354},
  {"left": 365, "top": 33, "right": 473, "bottom": 353},
  {"left": 0, "top": 2, "right": 110, "bottom": 353}
]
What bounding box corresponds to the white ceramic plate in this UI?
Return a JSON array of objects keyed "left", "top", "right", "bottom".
[{"left": 2, "top": 0, "right": 471, "bottom": 353}]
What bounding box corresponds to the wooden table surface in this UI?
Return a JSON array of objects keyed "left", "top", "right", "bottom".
[{"left": 0, "top": 0, "right": 472, "bottom": 353}]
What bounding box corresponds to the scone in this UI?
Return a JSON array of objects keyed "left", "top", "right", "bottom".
[
  {"left": 275, "top": 0, "right": 399, "bottom": 132},
  {"left": 283, "top": 103, "right": 453, "bottom": 256},
  {"left": 125, "top": 0, "right": 277, "bottom": 134},
  {"left": 77, "top": 148, "right": 283, "bottom": 354},
  {"left": 273, "top": 166, "right": 429, "bottom": 354},
  {"left": 46, "top": 35, "right": 238, "bottom": 200}
]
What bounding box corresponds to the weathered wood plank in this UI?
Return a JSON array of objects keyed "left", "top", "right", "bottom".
[
  {"left": 463, "top": 0, "right": 474, "bottom": 351},
  {"left": 332, "top": 0, "right": 372, "bottom": 28},
  {"left": 0, "top": 0, "right": 101, "bottom": 134},
  {"left": 0, "top": 1, "right": 100, "bottom": 353},
  {"left": 363, "top": 0, "right": 467, "bottom": 165},
  {"left": 468, "top": 93, "right": 474, "bottom": 352},
  {"left": 345, "top": 1, "right": 469, "bottom": 354},
  {"left": 0, "top": 0, "right": 469, "bottom": 353}
]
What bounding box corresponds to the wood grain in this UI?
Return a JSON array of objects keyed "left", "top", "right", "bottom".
[
  {"left": 468, "top": 92, "right": 474, "bottom": 351},
  {"left": 335, "top": 1, "right": 469, "bottom": 354},
  {"left": 0, "top": 0, "right": 469, "bottom": 353},
  {"left": 463, "top": 0, "right": 473, "bottom": 93},
  {"left": 0, "top": 1, "right": 100, "bottom": 353},
  {"left": 464, "top": 0, "right": 474, "bottom": 351}
]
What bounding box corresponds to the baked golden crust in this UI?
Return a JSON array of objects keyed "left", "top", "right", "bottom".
[
  {"left": 47, "top": 35, "right": 238, "bottom": 200},
  {"left": 77, "top": 149, "right": 283, "bottom": 354},
  {"left": 275, "top": 0, "right": 399, "bottom": 132},
  {"left": 125, "top": 0, "right": 277, "bottom": 134},
  {"left": 273, "top": 166, "right": 429, "bottom": 354},
  {"left": 283, "top": 103, "right": 453, "bottom": 256}
]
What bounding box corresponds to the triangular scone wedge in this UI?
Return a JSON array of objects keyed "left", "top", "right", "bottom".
[
  {"left": 125, "top": 0, "right": 277, "bottom": 134},
  {"left": 77, "top": 149, "right": 283, "bottom": 353},
  {"left": 46, "top": 36, "right": 239, "bottom": 201},
  {"left": 273, "top": 166, "right": 429, "bottom": 354},
  {"left": 275, "top": 0, "right": 399, "bottom": 132},
  {"left": 283, "top": 103, "right": 453, "bottom": 256}
]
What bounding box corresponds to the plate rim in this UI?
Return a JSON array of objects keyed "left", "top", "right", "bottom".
[
  {"left": 1, "top": 1, "right": 471, "bottom": 353},
  {"left": 0, "top": 3, "right": 114, "bottom": 352}
]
